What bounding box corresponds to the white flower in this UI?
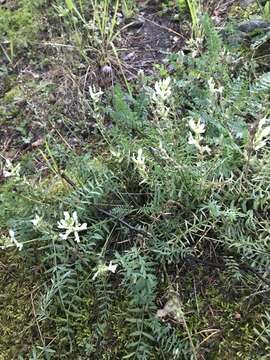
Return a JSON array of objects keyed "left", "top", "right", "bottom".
[
  {"left": 132, "top": 148, "right": 145, "bottom": 168},
  {"left": 188, "top": 118, "right": 211, "bottom": 155},
  {"left": 3, "top": 159, "right": 21, "bottom": 179},
  {"left": 173, "top": 348, "right": 180, "bottom": 358},
  {"left": 110, "top": 149, "right": 124, "bottom": 163},
  {"left": 188, "top": 133, "right": 198, "bottom": 147},
  {"left": 254, "top": 117, "right": 270, "bottom": 151},
  {"left": 132, "top": 148, "right": 148, "bottom": 181},
  {"left": 188, "top": 118, "right": 205, "bottom": 135},
  {"left": 107, "top": 261, "right": 117, "bottom": 273},
  {"left": 89, "top": 85, "right": 103, "bottom": 103},
  {"left": 189, "top": 133, "right": 211, "bottom": 154},
  {"left": 201, "top": 145, "right": 211, "bottom": 155},
  {"left": 9, "top": 229, "right": 23, "bottom": 251},
  {"left": 31, "top": 214, "right": 42, "bottom": 227},
  {"left": 151, "top": 78, "right": 172, "bottom": 122},
  {"left": 57, "top": 211, "right": 87, "bottom": 243},
  {"left": 208, "top": 78, "right": 224, "bottom": 95},
  {"left": 92, "top": 261, "right": 118, "bottom": 280},
  {"left": 152, "top": 77, "right": 172, "bottom": 102}
]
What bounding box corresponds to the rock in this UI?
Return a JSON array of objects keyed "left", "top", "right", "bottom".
[
  {"left": 240, "top": 0, "right": 256, "bottom": 8},
  {"left": 240, "top": 0, "right": 268, "bottom": 6},
  {"left": 238, "top": 20, "right": 270, "bottom": 33}
]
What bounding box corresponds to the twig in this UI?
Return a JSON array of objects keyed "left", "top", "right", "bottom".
[
  {"left": 0, "top": 260, "right": 8, "bottom": 269},
  {"left": 42, "top": 42, "right": 75, "bottom": 49},
  {"left": 96, "top": 207, "right": 151, "bottom": 237},
  {"left": 31, "top": 291, "right": 45, "bottom": 347},
  {"left": 59, "top": 171, "right": 152, "bottom": 238},
  {"left": 138, "top": 15, "right": 186, "bottom": 39},
  {"left": 0, "top": 43, "right": 12, "bottom": 63},
  {"left": 60, "top": 171, "right": 77, "bottom": 188}
]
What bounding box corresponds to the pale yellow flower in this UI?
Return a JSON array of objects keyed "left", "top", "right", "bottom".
[{"left": 57, "top": 211, "right": 87, "bottom": 243}]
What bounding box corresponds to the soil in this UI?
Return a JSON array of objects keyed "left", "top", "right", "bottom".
[
  {"left": 0, "top": 0, "right": 259, "bottom": 162},
  {"left": 119, "top": 6, "right": 189, "bottom": 79},
  {"left": 0, "top": 1, "right": 190, "bottom": 160},
  {"left": 117, "top": 0, "right": 239, "bottom": 81}
]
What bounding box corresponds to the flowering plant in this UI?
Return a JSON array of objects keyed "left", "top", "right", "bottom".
[
  {"left": 57, "top": 211, "right": 87, "bottom": 243},
  {"left": 92, "top": 261, "right": 118, "bottom": 280},
  {"left": 0, "top": 230, "right": 23, "bottom": 251},
  {"left": 3, "top": 159, "right": 21, "bottom": 179},
  {"left": 188, "top": 118, "right": 211, "bottom": 155}
]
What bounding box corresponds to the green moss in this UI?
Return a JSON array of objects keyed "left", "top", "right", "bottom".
[
  {"left": 181, "top": 273, "right": 270, "bottom": 359},
  {"left": 230, "top": 3, "right": 261, "bottom": 19},
  {"left": 0, "top": 251, "right": 40, "bottom": 359},
  {"left": 0, "top": 0, "right": 45, "bottom": 58},
  {"left": 4, "top": 85, "right": 23, "bottom": 103},
  {"left": 70, "top": 292, "right": 130, "bottom": 358}
]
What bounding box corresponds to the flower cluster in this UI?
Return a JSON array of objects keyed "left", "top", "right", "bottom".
[
  {"left": 57, "top": 211, "right": 87, "bottom": 243},
  {"left": 152, "top": 77, "right": 172, "bottom": 102},
  {"left": 253, "top": 117, "right": 270, "bottom": 151},
  {"left": 3, "top": 159, "right": 21, "bottom": 179},
  {"left": 89, "top": 85, "right": 103, "bottom": 103},
  {"left": 30, "top": 211, "right": 118, "bottom": 282},
  {"left": 31, "top": 214, "right": 42, "bottom": 227},
  {"left": 208, "top": 77, "right": 224, "bottom": 96},
  {"left": 0, "top": 229, "right": 23, "bottom": 251},
  {"left": 132, "top": 148, "right": 148, "bottom": 183},
  {"left": 152, "top": 77, "right": 172, "bottom": 121},
  {"left": 188, "top": 118, "right": 211, "bottom": 155},
  {"left": 92, "top": 261, "right": 118, "bottom": 280},
  {"left": 3, "top": 210, "right": 118, "bottom": 283}
]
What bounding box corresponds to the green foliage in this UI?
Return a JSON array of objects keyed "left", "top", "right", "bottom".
[
  {"left": 121, "top": 0, "right": 137, "bottom": 18},
  {"left": 186, "top": 0, "right": 200, "bottom": 35},
  {"left": 1, "top": 5, "right": 270, "bottom": 360},
  {"left": 176, "top": 0, "right": 201, "bottom": 37},
  {"left": 252, "top": 72, "right": 270, "bottom": 93},
  {"left": 54, "top": 0, "right": 123, "bottom": 65},
  {"left": 254, "top": 311, "right": 270, "bottom": 354},
  {"left": 0, "top": 0, "right": 44, "bottom": 59}
]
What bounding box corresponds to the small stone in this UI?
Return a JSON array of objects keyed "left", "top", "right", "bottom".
[
  {"left": 123, "top": 52, "right": 135, "bottom": 61},
  {"left": 234, "top": 312, "right": 241, "bottom": 321},
  {"left": 240, "top": 0, "right": 256, "bottom": 8},
  {"left": 240, "top": 0, "right": 268, "bottom": 7},
  {"left": 238, "top": 20, "right": 270, "bottom": 33},
  {"left": 8, "top": 263, "right": 17, "bottom": 272}
]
